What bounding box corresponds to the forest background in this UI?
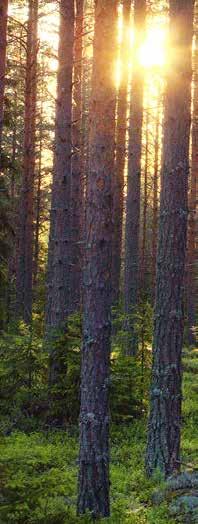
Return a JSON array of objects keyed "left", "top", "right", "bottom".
[{"left": 0, "top": 0, "right": 197, "bottom": 522}]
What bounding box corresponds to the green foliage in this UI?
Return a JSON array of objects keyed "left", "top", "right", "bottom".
[
  {"left": 0, "top": 310, "right": 153, "bottom": 431},
  {"left": 0, "top": 322, "right": 48, "bottom": 433},
  {"left": 0, "top": 327, "right": 197, "bottom": 523},
  {"left": 0, "top": 424, "right": 175, "bottom": 524},
  {"left": 46, "top": 314, "right": 82, "bottom": 426},
  {"left": 0, "top": 173, "right": 13, "bottom": 327},
  {"left": 111, "top": 302, "right": 153, "bottom": 423}
]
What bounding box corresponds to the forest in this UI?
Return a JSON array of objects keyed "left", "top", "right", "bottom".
[{"left": 0, "top": 0, "right": 197, "bottom": 522}]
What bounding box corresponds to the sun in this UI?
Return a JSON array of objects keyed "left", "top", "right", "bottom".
[{"left": 138, "top": 25, "right": 167, "bottom": 69}]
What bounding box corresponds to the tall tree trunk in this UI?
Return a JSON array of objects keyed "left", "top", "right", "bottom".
[
  {"left": 141, "top": 106, "right": 149, "bottom": 295},
  {"left": 112, "top": 0, "right": 131, "bottom": 304},
  {"left": 45, "top": 0, "right": 74, "bottom": 386},
  {"left": 0, "top": 0, "right": 8, "bottom": 153},
  {"left": 124, "top": 0, "right": 146, "bottom": 355},
  {"left": 70, "top": 0, "right": 83, "bottom": 313},
  {"left": 77, "top": 0, "right": 117, "bottom": 517},
  {"left": 146, "top": 0, "right": 194, "bottom": 478},
  {"left": 33, "top": 101, "right": 43, "bottom": 287},
  {"left": 187, "top": 5, "right": 198, "bottom": 345},
  {"left": 16, "top": 0, "right": 38, "bottom": 324},
  {"left": 151, "top": 107, "right": 160, "bottom": 300}
]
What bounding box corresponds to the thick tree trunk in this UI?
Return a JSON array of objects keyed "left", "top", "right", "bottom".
[
  {"left": 112, "top": 0, "right": 131, "bottom": 304},
  {"left": 187, "top": 7, "right": 198, "bottom": 345},
  {"left": 0, "top": 0, "right": 8, "bottom": 153},
  {"left": 146, "top": 0, "right": 194, "bottom": 478},
  {"left": 124, "top": 0, "right": 146, "bottom": 355},
  {"left": 16, "top": 0, "right": 38, "bottom": 324},
  {"left": 45, "top": 0, "right": 74, "bottom": 385},
  {"left": 70, "top": 0, "right": 83, "bottom": 313},
  {"left": 77, "top": 0, "right": 117, "bottom": 517}
]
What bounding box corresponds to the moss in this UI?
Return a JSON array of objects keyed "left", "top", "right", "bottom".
[{"left": 0, "top": 346, "right": 197, "bottom": 523}]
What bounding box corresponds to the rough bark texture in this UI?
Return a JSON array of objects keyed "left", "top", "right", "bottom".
[
  {"left": 16, "top": 0, "right": 38, "bottom": 324},
  {"left": 124, "top": 0, "right": 146, "bottom": 355},
  {"left": 146, "top": 0, "right": 194, "bottom": 478},
  {"left": 112, "top": 0, "right": 131, "bottom": 304},
  {"left": 0, "top": 0, "right": 8, "bottom": 152},
  {"left": 45, "top": 0, "right": 74, "bottom": 386},
  {"left": 77, "top": 0, "right": 117, "bottom": 517},
  {"left": 70, "top": 0, "right": 83, "bottom": 313},
  {"left": 152, "top": 109, "right": 160, "bottom": 300},
  {"left": 187, "top": 5, "right": 198, "bottom": 345}
]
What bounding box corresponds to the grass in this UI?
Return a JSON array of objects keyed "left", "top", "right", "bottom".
[{"left": 0, "top": 347, "right": 197, "bottom": 523}]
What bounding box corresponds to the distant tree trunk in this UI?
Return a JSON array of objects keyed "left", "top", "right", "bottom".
[
  {"left": 77, "top": 0, "right": 117, "bottom": 517},
  {"left": 187, "top": 8, "right": 198, "bottom": 345},
  {"left": 146, "top": 0, "right": 194, "bottom": 478},
  {"left": 112, "top": 0, "right": 131, "bottom": 304},
  {"left": 141, "top": 107, "right": 149, "bottom": 295},
  {"left": 70, "top": 0, "right": 83, "bottom": 313},
  {"left": 124, "top": 0, "right": 146, "bottom": 355},
  {"left": 45, "top": 0, "right": 74, "bottom": 386},
  {"left": 33, "top": 101, "right": 43, "bottom": 287},
  {"left": 0, "top": 0, "right": 8, "bottom": 153},
  {"left": 15, "top": 0, "right": 38, "bottom": 324},
  {"left": 151, "top": 107, "right": 160, "bottom": 300}
]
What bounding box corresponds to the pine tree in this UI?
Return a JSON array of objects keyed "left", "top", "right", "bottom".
[
  {"left": 70, "top": 0, "right": 84, "bottom": 313},
  {"left": 124, "top": 0, "right": 146, "bottom": 355},
  {"left": 187, "top": 2, "right": 198, "bottom": 345},
  {"left": 112, "top": 0, "right": 131, "bottom": 304},
  {"left": 77, "top": 0, "right": 118, "bottom": 516},
  {"left": 146, "top": 0, "right": 195, "bottom": 477},
  {"left": 45, "top": 0, "right": 75, "bottom": 386},
  {"left": 15, "top": 0, "right": 38, "bottom": 324},
  {"left": 0, "top": 0, "right": 9, "bottom": 153}
]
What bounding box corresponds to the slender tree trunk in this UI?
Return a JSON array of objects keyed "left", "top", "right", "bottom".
[
  {"left": 112, "top": 0, "right": 131, "bottom": 304},
  {"left": 70, "top": 0, "right": 83, "bottom": 313},
  {"left": 152, "top": 107, "right": 160, "bottom": 300},
  {"left": 16, "top": 0, "right": 38, "bottom": 324},
  {"left": 33, "top": 104, "right": 43, "bottom": 287},
  {"left": 45, "top": 0, "right": 74, "bottom": 386},
  {"left": 146, "top": 0, "right": 194, "bottom": 478},
  {"left": 6, "top": 89, "right": 18, "bottom": 327},
  {"left": 124, "top": 0, "right": 146, "bottom": 355},
  {"left": 187, "top": 6, "right": 198, "bottom": 345},
  {"left": 77, "top": 0, "right": 117, "bottom": 517},
  {"left": 141, "top": 107, "right": 149, "bottom": 295},
  {"left": 0, "top": 0, "right": 8, "bottom": 153}
]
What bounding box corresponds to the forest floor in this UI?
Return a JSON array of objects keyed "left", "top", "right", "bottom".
[{"left": 0, "top": 347, "right": 197, "bottom": 524}]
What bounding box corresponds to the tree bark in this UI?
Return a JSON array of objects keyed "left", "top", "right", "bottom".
[
  {"left": 152, "top": 107, "right": 160, "bottom": 300},
  {"left": 146, "top": 0, "right": 195, "bottom": 478},
  {"left": 70, "top": 0, "right": 84, "bottom": 313},
  {"left": 140, "top": 107, "right": 149, "bottom": 295},
  {"left": 0, "top": 0, "right": 8, "bottom": 153},
  {"left": 33, "top": 95, "right": 43, "bottom": 288},
  {"left": 124, "top": 0, "right": 146, "bottom": 355},
  {"left": 112, "top": 0, "right": 131, "bottom": 304},
  {"left": 77, "top": 0, "right": 117, "bottom": 517},
  {"left": 187, "top": 4, "right": 198, "bottom": 345},
  {"left": 45, "top": 0, "right": 74, "bottom": 386},
  {"left": 15, "top": 0, "right": 38, "bottom": 324}
]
